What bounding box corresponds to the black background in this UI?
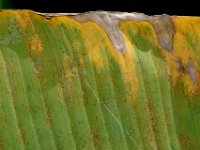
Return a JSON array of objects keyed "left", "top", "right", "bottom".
[{"left": 12, "top": 0, "right": 199, "bottom": 16}]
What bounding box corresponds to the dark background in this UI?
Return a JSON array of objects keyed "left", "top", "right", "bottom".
[{"left": 4, "top": 0, "right": 200, "bottom": 16}]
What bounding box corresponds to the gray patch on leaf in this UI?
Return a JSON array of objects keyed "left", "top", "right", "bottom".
[
  {"left": 149, "top": 15, "right": 175, "bottom": 52},
  {"left": 187, "top": 58, "right": 197, "bottom": 84}
]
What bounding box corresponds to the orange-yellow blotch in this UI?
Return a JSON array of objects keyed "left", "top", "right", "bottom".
[
  {"left": 28, "top": 34, "right": 43, "bottom": 55},
  {"left": 16, "top": 11, "right": 32, "bottom": 29}
]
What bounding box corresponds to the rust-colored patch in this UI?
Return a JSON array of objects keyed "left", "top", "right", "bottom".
[
  {"left": 63, "top": 55, "right": 77, "bottom": 107},
  {"left": 0, "top": 138, "right": 3, "bottom": 149},
  {"left": 28, "top": 34, "right": 43, "bottom": 55},
  {"left": 45, "top": 113, "right": 52, "bottom": 129},
  {"left": 63, "top": 55, "right": 73, "bottom": 84},
  {"left": 147, "top": 99, "right": 157, "bottom": 134},
  {"left": 19, "top": 126, "right": 26, "bottom": 141},
  {"left": 92, "top": 132, "right": 102, "bottom": 150},
  {"left": 144, "top": 101, "right": 158, "bottom": 150},
  {"left": 179, "top": 134, "right": 197, "bottom": 150}
]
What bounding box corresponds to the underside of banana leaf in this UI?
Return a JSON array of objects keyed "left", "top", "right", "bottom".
[{"left": 0, "top": 10, "right": 200, "bottom": 150}]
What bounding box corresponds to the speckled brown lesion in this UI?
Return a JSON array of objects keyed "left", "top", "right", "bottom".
[
  {"left": 175, "top": 57, "right": 198, "bottom": 85},
  {"left": 173, "top": 56, "right": 200, "bottom": 94},
  {"left": 175, "top": 57, "right": 187, "bottom": 74}
]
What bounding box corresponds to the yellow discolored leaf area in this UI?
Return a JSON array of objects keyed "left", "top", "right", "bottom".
[{"left": 163, "top": 17, "right": 200, "bottom": 94}]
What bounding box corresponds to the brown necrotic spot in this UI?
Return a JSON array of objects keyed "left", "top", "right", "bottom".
[{"left": 175, "top": 57, "right": 187, "bottom": 74}]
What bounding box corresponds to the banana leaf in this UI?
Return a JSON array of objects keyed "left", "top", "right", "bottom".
[{"left": 0, "top": 10, "right": 200, "bottom": 150}]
